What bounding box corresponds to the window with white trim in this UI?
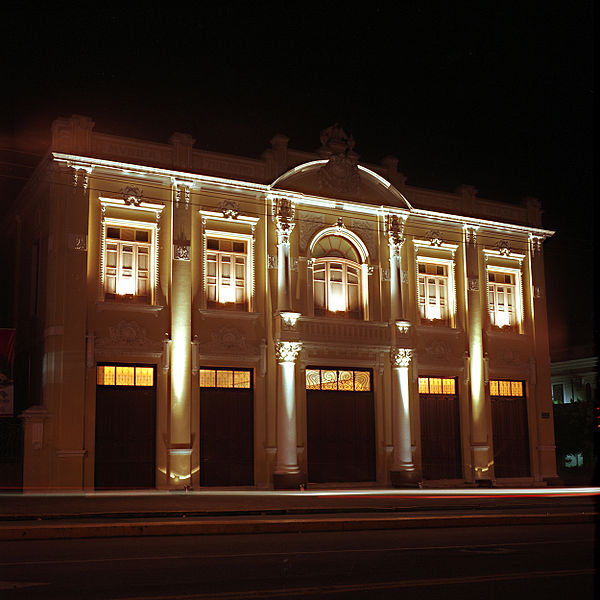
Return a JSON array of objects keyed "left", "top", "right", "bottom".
[
  {"left": 415, "top": 255, "right": 456, "bottom": 327},
  {"left": 104, "top": 224, "right": 154, "bottom": 303},
  {"left": 206, "top": 237, "right": 249, "bottom": 311},
  {"left": 488, "top": 270, "right": 518, "bottom": 330},
  {"left": 418, "top": 262, "right": 449, "bottom": 324},
  {"left": 313, "top": 235, "right": 362, "bottom": 318}
]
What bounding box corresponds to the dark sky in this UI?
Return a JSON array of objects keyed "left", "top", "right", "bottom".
[{"left": 1, "top": 3, "right": 594, "bottom": 356}]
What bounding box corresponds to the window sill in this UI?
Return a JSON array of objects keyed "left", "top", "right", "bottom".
[
  {"left": 486, "top": 326, "right": 526, "bottom": 338},
  {"left": 198, "top": 308, "right": 261, "bottom": 321},
  {"left": 97, "top": 301, "right": 164, "bottom": 316}
]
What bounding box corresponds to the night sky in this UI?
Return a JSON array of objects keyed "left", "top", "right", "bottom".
[{"left": 1, "top": 3, "right": 594, "bottom": 357}]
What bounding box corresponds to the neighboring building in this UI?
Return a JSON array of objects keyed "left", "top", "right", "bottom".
[
  {"left": 1, "top": 115, "right": 560, "bottom": 490},
  {"left": 551, "top": 352, "right": 597, "bottom": 481}
]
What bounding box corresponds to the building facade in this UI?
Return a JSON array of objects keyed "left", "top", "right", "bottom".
[{"left": 4, "top": 116, "right": 560, "bottom": 490}]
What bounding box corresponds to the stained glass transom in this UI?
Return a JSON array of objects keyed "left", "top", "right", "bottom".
[
  {"left": 418, "top": 377, "right": 456, "bottom": 395},
  {"left": 305, "top": 369, "right": 371, "bottom": 392},
  {"left": 199, "top": 368, "right": 252, "bottom": 389},
  {"left": 490, "top": 380, "right": 524, "bottom": 397},
  {"left": 97, "top": 365, "right": 154, "bottom": 387}
]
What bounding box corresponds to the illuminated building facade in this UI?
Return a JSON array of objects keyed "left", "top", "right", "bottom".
[{"left": 6, "top": 116, "right": 559, "bottom": 490}]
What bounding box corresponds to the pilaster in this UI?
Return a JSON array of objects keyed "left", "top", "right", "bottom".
[
  {"left": 464, "top": 225, "right": 493, "bottom": 484},
  {"left": 168, "top": 179, "right": 193, "bottom": 487}
]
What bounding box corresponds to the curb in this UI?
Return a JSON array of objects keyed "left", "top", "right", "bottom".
[{"left": 0, "top": 512, "right": 594, "bottom": 541}]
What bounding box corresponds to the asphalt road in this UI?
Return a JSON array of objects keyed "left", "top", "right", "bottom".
[{"left": 0, "top": 523, "right": 594, "bottom": 599}]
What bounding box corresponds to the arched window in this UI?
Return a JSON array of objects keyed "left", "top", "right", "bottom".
[{"left": 312, "top": 235, "right": 363, "bottom": 318}]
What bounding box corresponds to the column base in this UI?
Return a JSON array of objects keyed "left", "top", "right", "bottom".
[
  {"left": 273, "top": 472, "right": 305, "bottom": 489},
  {"left": 543, "top": 476, "right": 564, "bottom": 487},
  {"left": 475, "top": 478, "right": 494, "bottom": 488},
  {"left": 390, "top": 469, "right": 421, "bottom": 488}
]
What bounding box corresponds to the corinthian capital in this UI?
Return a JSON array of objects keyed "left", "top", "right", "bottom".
[
  {"left": 386, "top": 215, "right": 405, "bottom": 253},
  {"left": 275, "top": 341, "right": 302, "bottom": 363},
  {"left": 391, "top": 347, "right": 414, "bottom": 368},
  {"left": 275, "top": 198, "right": 295, "bottom": 244}
]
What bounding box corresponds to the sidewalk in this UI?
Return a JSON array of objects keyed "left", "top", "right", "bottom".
[{"left": 1, "top": 487, "right": 597, "bottom": 541}]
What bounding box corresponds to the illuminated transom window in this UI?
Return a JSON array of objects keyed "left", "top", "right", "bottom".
[
  {"left": 96, "top": 365, "right": 154, "bottom": 387},
  {"left": 489, "top": 380, "right": 524, "bottom": 397},
  {"left": 418, "top": 377, "right": 456, "bottom": 395},
  {"left": 313, "top": 236, "right": 362, "bottom": 318},
  {"left": 488, "top": 270, "right": 518, "bottom": 330},
  {"left": 305, "top": 368, "right": 371, "bottom": 392},
  {"left": 206, "top": 238, "right": 248, "bottom": 311},
  {"left": 199, "top": 368, "right": 252, "bottom": 389},
  {"left": 104, "top": 225, "right": 153, "bottom": 303}
]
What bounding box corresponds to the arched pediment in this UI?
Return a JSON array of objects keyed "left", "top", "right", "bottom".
[{"left": 270, "top": 160, "right": 412, "bottom": 210}]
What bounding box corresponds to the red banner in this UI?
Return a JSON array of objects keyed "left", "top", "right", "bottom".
[{"left": 0, "top": 329, "right": 16, "bottom": 365}]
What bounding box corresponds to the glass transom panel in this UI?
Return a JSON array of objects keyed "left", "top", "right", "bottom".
[
  {"left": 490, "top": 380, "right": 524, "bottom": 397},
  {"left": 96, "top": 365, "right": 154, "bottom": 387},
  {"left": 199, "top": 368, "right": 252, "bottom": 389},
  {"left": 418, "top": 377, "right": 456, "bottom": 395},
  {"left": 305, "top": 368, "right": 371, "bottom": 392}
]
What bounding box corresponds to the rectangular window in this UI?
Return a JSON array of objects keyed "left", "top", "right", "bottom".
[
  {"left": 418, "top": 377, "right": 456, "bottom": 395},
  {"left": 488, "top": 270, "right": 518, "bottom": 330},
  {"left": 489, "top": 379, "right": 524, "bottom": 397},
  {"left": 206, "top": 238, "right": 248, "bottom": 311},
  {"left": 104, "top": 225, "right": 153, "bottom": 303},
  {"left": 96, "top": 365, "right": 155, "bottom": 387},
  {"left": 417, "top": 260, "right": 453, "bottom": 325},
  {"left": 199, "top": 368, "right": 252, "bottom": 389}
]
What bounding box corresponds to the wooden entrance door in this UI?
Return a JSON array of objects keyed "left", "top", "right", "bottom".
[
  {"left": 200, "top": 387, "right": 254, "bottom": 486},
  {"left": 492, "top": 396, "right": 530, "bottom": 478},
  {"left": 307, "top": 389, "right": 375, "bottom": 483},
  {"left": 420, "top": 393, "right": 462, "bottom": 479},
  {"left": 95, "top": 379, "right": 156, "bottom": 489}
]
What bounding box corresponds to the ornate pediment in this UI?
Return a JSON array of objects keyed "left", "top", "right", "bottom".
[{"left": 318, "top": 124, "right": 360, "bottom": 194}]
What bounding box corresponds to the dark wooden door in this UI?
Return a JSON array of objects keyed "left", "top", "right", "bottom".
[
  {"left": 307, "top": 390, "right": 375, "bottom": 483},
  {"left": 95, "top": 386, "right": 156, "bottom": 489},
  {"left": 420, "top": 394, "right": 462, "bottom": 479},
  {"left": 492, "top": 396, "right": 530, "bottom": 478},
  {"left": 200, "top": 388, "right": 254, "bottom": 486}
]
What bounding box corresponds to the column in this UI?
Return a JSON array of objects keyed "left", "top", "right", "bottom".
[
  {"left": 273, "top": 341, "right": 304, "bottom": 489},
  {"left": 169, "top": 180, "right": 193, "bottom": 487},
  {"left": 274, "top": 198, "right": 295, "bottom": 312},
  {"left": 529, "top": 234, "right": 560, "bottom": 483},
  {"left": 464, "top": 226, "right": 492, "bottom": 485},
  {"left": 389, "top": 347, "right": 419, "bottom": 486}
]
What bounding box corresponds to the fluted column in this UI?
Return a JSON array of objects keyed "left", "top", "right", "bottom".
[
  {"left": 273, "top": 341, "right": 304, "bottom": 489},
  {"left": 389, "top": 347, "right": 420, "bottom": 486},
  {"left": 464, "top": 226, "right": 492, "bottom": 484},
  {"left": 274, "top": 198, "right": 295, "bottom": 312}
]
